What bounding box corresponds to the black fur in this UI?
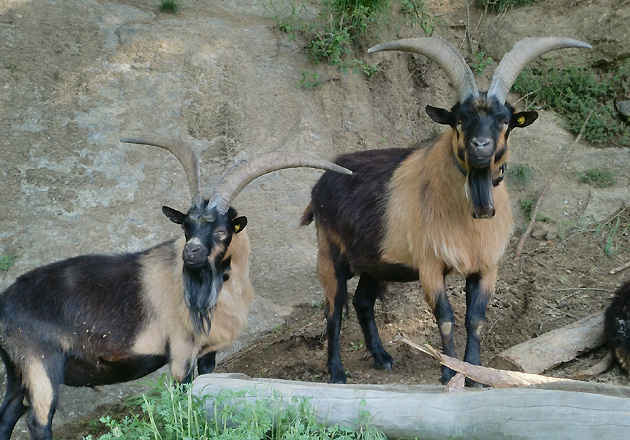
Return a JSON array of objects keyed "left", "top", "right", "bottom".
[{"left": 605, "top": 281, "right": 630, "bottom": 371}]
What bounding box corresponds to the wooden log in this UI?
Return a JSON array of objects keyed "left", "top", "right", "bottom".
[
  {"left": 193, "top": 373, "right": 630, "bottom": 440},
  {"left": 490, "top": 312, "right": 605, "bottom": 373}
]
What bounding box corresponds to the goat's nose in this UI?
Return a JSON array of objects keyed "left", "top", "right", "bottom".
[{"left": 471, "top": 137, "right": 492, "bottom": 155}]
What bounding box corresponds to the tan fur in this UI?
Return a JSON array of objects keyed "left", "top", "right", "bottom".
[
  {"left": 133, "top": 232, "right": 253, "bottom": 380},
  {"left": 24, "top": 358, "right": 53, "bottom": 426},
  {"left": 382, "top": 131, "right": 513, "bottom": 295},
  {"left": 316, "top": 230, "right": 339, "bottom": 314}
]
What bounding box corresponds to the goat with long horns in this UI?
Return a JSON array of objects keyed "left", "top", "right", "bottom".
[
  {"left": 0, "top": 140, "right": 351, "bottom": 440},
  {"left": 302, "top": 37, "right": 591, "bottom": 384}
]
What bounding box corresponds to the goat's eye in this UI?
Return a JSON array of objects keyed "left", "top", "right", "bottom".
[{"left": 214, "top": 228, "right": 228, "bottom": 239}]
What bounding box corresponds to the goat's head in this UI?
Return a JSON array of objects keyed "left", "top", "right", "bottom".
[
  {"left": 122, "top": 138, "right": 352, "bottom": 333},
  {"left": 369, "top": 37, "right": 591, "bottom": 219}
]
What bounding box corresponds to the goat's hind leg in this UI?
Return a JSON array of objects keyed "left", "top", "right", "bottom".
[
  {"left": 23, "top": 353, "right": 64, "bottom": 440},
  {"left": 318, "top": 238, "right": 351, "bottom": 383},
  {"left": 198, "top": 351, "right": 217, "bottom": 375},
  {"left": 353, "top": 275, "right": 393, "bottom": 370},
  {"left": 0, "top": 351, "right": 28, "bottom": 440}
]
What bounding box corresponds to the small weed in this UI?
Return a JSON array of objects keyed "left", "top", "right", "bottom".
[
  {"left": 350, "top": 340, "right": 365, "bottom": 351},
  {"left": 475, "top": 0, "right": 534, "bottom": 13},
  {"left": 0, "top": 255, "right": 17, "bottom": 272},
  {"left": 399, "top": 0, "right": 437, "bottom": 36},
  {"left": 579, "top": 168, "right": 617, "bottom": 188},
  {"left": 507, "top": 163, "right": 534, "bottom": 188},
  {"left": 158, "top": 0, "right": 178, "bottom": 13},
  {"left": 519, "top": 197, "right": 534, "bottom": 220},
  {"left": 470, "top": 51, "right": 493, "bottom": 76},
  {"left": 299, "top": 69, "right": 322, "bottom": 88}
]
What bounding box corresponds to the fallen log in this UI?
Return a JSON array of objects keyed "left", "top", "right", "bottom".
[
  {"left": 489, "top": 312, "right": 605, "bottom": 373},
  {"left": 193, "top": 373, "right": 630, "bottom": 440}
]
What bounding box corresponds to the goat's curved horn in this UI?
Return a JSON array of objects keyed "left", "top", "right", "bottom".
[
  {"left": 488, "top": 37, "right": 592, "bottom": 103},
  {"left": 209, "top": 152, "right": 353, "bottom": 215},
  {"left": 368, "top": 37, "right": 479, "bottom": 102},
  {"left": 121, "top": 138, "right": 203, "bottom": 205}
]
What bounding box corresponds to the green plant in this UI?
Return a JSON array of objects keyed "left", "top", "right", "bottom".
[
  {"left": 506, "top": 163, "right": 534, "bottom": 188},
  {"left": 268, "top": 0, "right": 389, "bottom": 76},
  {"left": 475, "top": 0, "right": 534, "bottom": 13},
  {"left": 519, "top": 197, "right": 534, "bottom": 220},
  {"left": 399, "top": 0, "right": 437, "bottom": 36},
  {"left": 579, "top": 168, "right": 617, "bottom": 188},
  {"left": 470, "top": 51, "right": 493, "bottom": 76},
  {"left": 513, "top": 62, "right": 630, "bottom": 145},
  {"left": 299, "top": 69, "right": 322, "bottom": 88},
  {"left": 0, "top": 255, "right": 17, "bottom": 272},
  {"left": 88, "top": 376, "right": 387, "bottom": 439},
  {"left": 158, "top": 0, "right": 179, "bottom": 13}
]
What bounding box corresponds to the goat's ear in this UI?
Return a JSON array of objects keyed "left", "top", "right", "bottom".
[
  {"left": 231, "top": 216, "right": 247, "bottom": 234},
  {"left": 162, "top": 206, "right": 187, "bottom": 225},
  {"left": 425, "top": 105, "right": 453, "bottom": 126},
  {"left": 511, "top": 111, "right": 538, "bottom": 129}
]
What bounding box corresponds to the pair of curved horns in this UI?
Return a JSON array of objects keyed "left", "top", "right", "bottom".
[
  {"left": 368, "top": 37, "right": 591, "bottom": 103},
  {"left": 121, "top": 138, "right": 352, "bottom": 214}
]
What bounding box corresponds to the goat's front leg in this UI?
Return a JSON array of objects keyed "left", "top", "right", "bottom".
[
  {"left": 422, "top": 263, "right": 456, "bottom": 384},
  {"left": 198, "top": 351, "right": 217, "bottom": 375},
  {"left": 463, "top": 267, "right": 496, "bottom": 372}
]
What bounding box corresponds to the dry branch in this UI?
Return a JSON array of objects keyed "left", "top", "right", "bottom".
[
  {"left": 610, "top": 260, "right": 630, "bottom": 275},
  {"left": 514, "top": 109, "right": 595, "bottom": 259},
  {"left": 399, "top": 337, "right": 577, "bottom": 387},
  {"left": 489, "top": 312, "right": 605, "bottom": 373}
]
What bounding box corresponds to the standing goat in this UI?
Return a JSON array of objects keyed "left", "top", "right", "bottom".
[
  {"left": 302, "top": 37, "right": 591, "bottom": 384},
  {"left": 0, "top": 138, "right": 350, "bottom": 440}
]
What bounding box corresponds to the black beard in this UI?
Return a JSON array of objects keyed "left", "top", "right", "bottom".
[
  {"left": 468, "top": 166, "right": 495, "bottom": 219},
  {"left": 182, "top": 260, "right": 222, "bottom": 335}
]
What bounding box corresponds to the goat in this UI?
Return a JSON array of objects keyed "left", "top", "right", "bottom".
[
  {"left": 302, "top": 37, "right": 591, "bottom": 384},
  {"left": 605, "top": 280, "right": 630, "bottom": 372},
  {"left": 0, "top": 138, "right": 351, "bottom": 440}
]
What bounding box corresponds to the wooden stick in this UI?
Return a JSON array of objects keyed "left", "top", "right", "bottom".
[
  {"left": 610, "top": 260, "right": 630, "bottom": 275},
  {"left": 514, "top": 109, "right": 595, "bottom": 259}
]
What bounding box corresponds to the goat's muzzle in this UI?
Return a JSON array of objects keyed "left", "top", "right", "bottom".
[
  {"left": 468, "top": 167, "right": 495, "bottom": 219},
  {"left": 183, "top": 238, "right": 210, "bottom": 268}
]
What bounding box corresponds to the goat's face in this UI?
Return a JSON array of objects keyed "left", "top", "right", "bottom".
[
  {"left": 427, "top": 95, "right": 537, "bottom": 219},
  {"left": 162, "top": 203, "right": 247, "bottom": 333}
]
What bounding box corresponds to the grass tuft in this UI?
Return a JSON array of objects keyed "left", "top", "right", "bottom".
[
  {"left": 0, "top": 255, "right": 17, "bottom": 273},
  {"left": 158, "top": 0, "right": 179, "bottom": 14},
  {"left": 579, "top": 168, "right": 617, "bottom": 188}
]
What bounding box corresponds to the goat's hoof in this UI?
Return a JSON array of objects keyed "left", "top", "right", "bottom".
[{"left": 374, "top": 361, "right": 393, "bottom": 371}]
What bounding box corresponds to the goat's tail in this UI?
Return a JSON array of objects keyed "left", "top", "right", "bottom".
[{"left": 300, "top": 203, "right": 314, "bottom": 226}]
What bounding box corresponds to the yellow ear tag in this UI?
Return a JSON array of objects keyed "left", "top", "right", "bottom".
[
  {"left": 234, "top": 224, "right": 240, "bottom": 232},
  {"left": 517, "top": 116, "right": 525, "bottom": 126}
]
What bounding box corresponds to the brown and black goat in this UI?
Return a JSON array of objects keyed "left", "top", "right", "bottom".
[
  {"left": 0, "top": 138, "right": 351, "bottom": 440},
  {"left": 605, "top": 280, "right": 630, "bottom": 372},
  {"left": 302, "top": 37, "right": 591, "bottom": 384}
]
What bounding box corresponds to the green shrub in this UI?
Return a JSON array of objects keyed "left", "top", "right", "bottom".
[
  {"left": 513, "top": 62, "right": 630, "bottom": 145},
  {"left": 88, "top": 376, "right": 387, "bottom": 439},
  {"left": 158, "top": 0, "right": 179, "bottom": 13}
]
